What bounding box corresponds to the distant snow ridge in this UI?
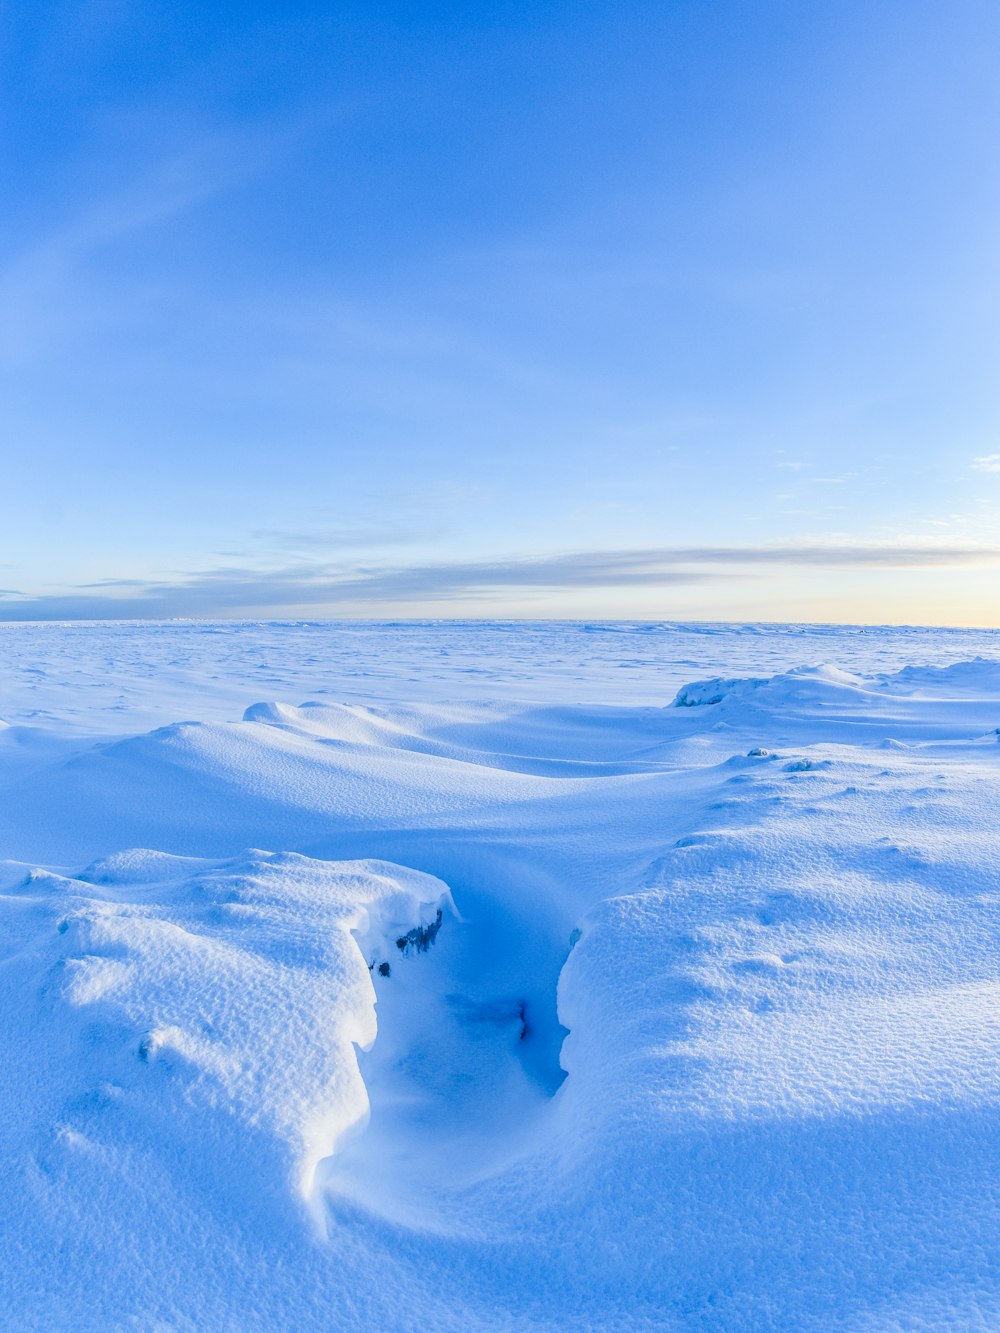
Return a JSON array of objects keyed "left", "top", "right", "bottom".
[
  {"left": 672, "top": 659, "right": 1000, "bottom": 713},
  {"left": 8, "top": 850, "right": 452, "bottom": 1214}
]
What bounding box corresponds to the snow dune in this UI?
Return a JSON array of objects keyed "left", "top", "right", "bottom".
[{"left": 2, "top": 625, "right": 1000, "bottom": 1328}]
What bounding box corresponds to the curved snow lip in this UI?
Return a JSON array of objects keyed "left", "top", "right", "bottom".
[{"left": 353, "top": 891, "right": 456, "bottom": 982}]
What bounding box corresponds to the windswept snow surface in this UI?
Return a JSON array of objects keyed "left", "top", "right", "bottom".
[{"left": 2, "top": 622, "right": 1000, "bottom": 1329}]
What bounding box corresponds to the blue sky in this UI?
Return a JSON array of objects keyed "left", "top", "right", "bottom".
[{"left": 3, "top": 0, "right": 1000, "bottom": 623}]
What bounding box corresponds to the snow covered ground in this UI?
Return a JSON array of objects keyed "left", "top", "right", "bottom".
[{"left": 2, "top": 621, "right": 1000, "bottom": 1330}]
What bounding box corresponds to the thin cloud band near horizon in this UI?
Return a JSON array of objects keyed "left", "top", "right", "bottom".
[{"left": 1, "top": 542, "right": 999, "bottom": 621}]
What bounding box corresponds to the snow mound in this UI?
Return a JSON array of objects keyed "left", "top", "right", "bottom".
[
  {"left": 3, "top": 850, "right": 452, "bottom": 1216},
  {"left": 887, "top": 657, "right": 1000, "bottom": 693},
  {"left": 548, "top": 737, "right": 1000, "bottom": 1325},
  {"left": 673, "top": 675, "right": 770, "bottom": 706},
  {"left": 672, "top": 663, "right": 873, "bottom": 709}
]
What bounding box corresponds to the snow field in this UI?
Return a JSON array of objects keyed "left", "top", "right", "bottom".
[{"left": 1, "top": 630, "right": 1000, "bottom": 1327}]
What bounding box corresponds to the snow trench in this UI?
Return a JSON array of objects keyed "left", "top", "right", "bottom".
[
  {"left": 325, "top": 859, "right": 573, "bottom": 1227},
  {"left": 8, "top": 844, "right": 573, "bottom": 1242}
]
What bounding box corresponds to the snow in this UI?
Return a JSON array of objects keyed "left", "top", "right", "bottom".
[{"left": 2, "top": 621, "right": 1000, "bottom": 1329}]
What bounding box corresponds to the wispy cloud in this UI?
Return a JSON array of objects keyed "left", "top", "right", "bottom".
[
  {"left": 246, "top": 521, "right": 446, "bottom": 553},
  {"left": 0, "top": 107, "right": 312, "bottom": 363},
  {"left": 2, "top": 543, "right": 998, "bottom": 620},
  {"left": 972, "top": 454, "right": 1000, "bottom": 473}
]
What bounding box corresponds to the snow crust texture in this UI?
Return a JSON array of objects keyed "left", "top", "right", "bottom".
[{"left": 3, "top": 624, "right": 1000, "bottom": 1330}]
